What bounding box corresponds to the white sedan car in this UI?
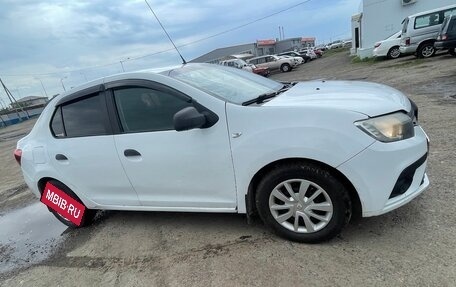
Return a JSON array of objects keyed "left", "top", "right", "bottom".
[
  {"left": 15, "top": 64, "right": 429, "bottom": 243},
  {"left": 373, "top": 31, "right": 402, "bottom": 59}
]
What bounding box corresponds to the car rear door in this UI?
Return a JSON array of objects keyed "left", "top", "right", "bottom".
[
  {"left": 106, "top": 80, "right": 237, "bottom": 211},
  {"left": 48, "top": 88, "right": 140, "bottom": 206}
]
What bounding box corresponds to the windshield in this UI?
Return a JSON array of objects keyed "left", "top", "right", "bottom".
[{"left": 168, "top": 64, "right": 283, "bottom": 104}]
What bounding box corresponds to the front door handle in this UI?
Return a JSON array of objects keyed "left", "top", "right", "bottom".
[
  {"left": 124, "top": 149, "right": 141, "bottom": 157},
  {"left": 55, "top": 154, "right": 68, "bottom": 161}
]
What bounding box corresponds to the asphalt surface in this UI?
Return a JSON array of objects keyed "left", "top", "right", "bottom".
[{"left": 1, "top": 49, "right": 455, "bottom": 286}]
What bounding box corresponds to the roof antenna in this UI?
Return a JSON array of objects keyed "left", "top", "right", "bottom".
[{"left": 144, "top": 0, "right": 187, "bottom": 64}]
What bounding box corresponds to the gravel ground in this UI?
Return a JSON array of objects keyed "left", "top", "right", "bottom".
[{"left": 1, "top": 49, "right": 455, "bottom": 286}]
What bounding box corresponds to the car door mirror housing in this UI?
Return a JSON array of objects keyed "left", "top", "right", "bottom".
[{"left": 174, "top": 107, "right": 207, "bottom": 131}]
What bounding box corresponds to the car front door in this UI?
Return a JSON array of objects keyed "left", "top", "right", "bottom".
[
  {"left": 266, "top": 56, "right": 279, "bottom": 70},
  {"left": 107, "top": 80, "right": 237, "bottom": 211},
  {"left": 48, "top": 89, "right": 140, "bottom": 206}
]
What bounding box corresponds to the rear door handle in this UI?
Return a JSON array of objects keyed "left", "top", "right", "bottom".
[
  {"left": 55, "top": 154, "right": 68, "bottom": 161},
  {"left": 124, "top": 149, "right": 141, "bottom": 157}
]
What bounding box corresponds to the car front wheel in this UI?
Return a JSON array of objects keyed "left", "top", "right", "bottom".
[
  {"left": 255, "top": 163, "right": 351, "bottom": 243},
  {"left": 387, "top": 46, "right": 401, "bottom": 59}
]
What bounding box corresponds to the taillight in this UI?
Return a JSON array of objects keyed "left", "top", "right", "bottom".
[
  {"left": 442, "top": 34, "right": 448, "bottom": 41},
  {"left": 405, "top": 37, "right": 411, "bottom": 46},
  {"left": 374, "top": 43, "right": 381, "bottom": 48},
  {"left": 14, "top": 149, "right": 22, "bottom": 166}
]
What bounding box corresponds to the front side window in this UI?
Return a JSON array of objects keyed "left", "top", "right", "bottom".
[
  {"left": 60, "top": 93, "right": 109, "bottom": 137},
  {"left": 113, "top": 87, "right": 192, "bottom": 133}
]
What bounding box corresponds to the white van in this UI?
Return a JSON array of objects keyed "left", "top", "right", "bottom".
[{"left": 400, "top": 4, "right": 456, "bottom": 58}]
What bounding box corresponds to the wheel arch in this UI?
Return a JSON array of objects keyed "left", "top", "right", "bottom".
[
  {"left": 416, "top": 39, "right": 436, "bottom": 55},
  {"left": 245, "top": 157, "right": 362, "bottom": 220}
]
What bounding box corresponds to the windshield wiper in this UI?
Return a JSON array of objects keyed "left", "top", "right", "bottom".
[{"left": 242, "top": 84, "right": 292, "bottom": 106}]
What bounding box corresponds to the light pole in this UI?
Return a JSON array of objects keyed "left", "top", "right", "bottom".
[
  {"left": 36, "top": 78, "right": 48, "bottom": 97},
  {"left": 60, "top": 76, "right": 67, "bottom": 92},
  {"left": 120, "top": 57, "right": 130, "bottom": 72}
]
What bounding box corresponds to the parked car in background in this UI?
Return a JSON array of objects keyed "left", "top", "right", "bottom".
[
  {"left": 328, "top": 41, "right": 344, "bottom": 49},
  {"left": 342, "top": 40, "right": 352, "bottom": 48},
  {"left": 313, "top": 49, "right": 323, "bottom": 58},
  {"left": 247, "top": 55, "right": 296, "bottom": 72},
  {"left": 278, "top": 51, "right": 310, "bottom": 63},
  {"left": 400, "top": 4, "right": 456, "bottom": 58},
  {"left": 251, "top": 64, "right": 271, "bottom": 77},
  {"left": 220, "top": 59, "right": 253, "bottom": 72},
  {"left": 16, "top": 63, "right": 429, "bottom": 243},
  {"left": 299, "top": 48, "right": 317, "bottom": 60},
  {"left": 435, "top": 14, "right": 456, "bottom": 56},
  {"left": 373, "top": 31, "right": 402, "bottom": 59},
  {"left": 278, "top": 55, "right": 303, "bottom": 66}
]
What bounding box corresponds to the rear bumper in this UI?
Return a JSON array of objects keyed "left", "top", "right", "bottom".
[
  {"left": 337, "top": 125, "right": 429, "bottom": 217},
  {"left": 400, "top": 45, "right": 417, "bottom": 54}
]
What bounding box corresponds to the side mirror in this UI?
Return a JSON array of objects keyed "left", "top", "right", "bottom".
[{"left": 173, "top": 107, "right": 206, "bottom": 131}]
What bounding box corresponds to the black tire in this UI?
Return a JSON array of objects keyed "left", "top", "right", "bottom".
[
  {"left": 449, "top": 48, "right": 456, "bottom": 56},
  {"left": 387, "top": 46, "right": 401, "bottom": 59},
  {"left": 280, "top": 63, "right": 291, "bottom": 73},
  {"left": 44, "top": 180, "right": 97, "bottom": 228},
  {"left": 417, "top": 43, "right": 435, "bottom": 58},
  {"left": 255, "top": 163, "right": 351, "bottom": 243}
]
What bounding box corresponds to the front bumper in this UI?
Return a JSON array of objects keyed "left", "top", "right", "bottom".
[
  {"left": 373, "top": 48, "right": 387, "bottom": 57},
  {"left": 337, "top": 125, "right": 429, "bottom": 217}
]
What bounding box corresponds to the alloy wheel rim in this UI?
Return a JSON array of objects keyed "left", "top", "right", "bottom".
[
  {"left": 391, "top": 48, "right": 400, "bottom": 58},
  {"left": 269, "top": 179, "right": 333, "bottom": 233},
  {"left": 422, "top": 46, "right": 434, "bottom": 57}
]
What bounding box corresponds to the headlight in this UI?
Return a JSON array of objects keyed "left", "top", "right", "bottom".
[{"left": 355, "top": 112, "right": 414, "bottom": 142}]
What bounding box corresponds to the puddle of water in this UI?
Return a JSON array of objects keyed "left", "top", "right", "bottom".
[{"left": 0, "top": 202, "right": 68, "bottom": 274}]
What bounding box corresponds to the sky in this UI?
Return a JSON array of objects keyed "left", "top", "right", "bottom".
[{"left": 0, "top": 0, "right": 360, "bottom": 104}]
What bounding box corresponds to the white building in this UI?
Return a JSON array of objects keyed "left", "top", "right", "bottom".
[{"left": 351, "top": 0, "right": 455, "bottom": 58}]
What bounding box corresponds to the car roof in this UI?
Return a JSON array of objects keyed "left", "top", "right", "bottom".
[
  {"left": 407, "top": 4, "right": 456, "bottom": 18},
  {"left": 50, "top": 63, "right": 207, "bottom": 106}
]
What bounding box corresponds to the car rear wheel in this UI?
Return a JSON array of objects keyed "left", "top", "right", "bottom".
[
  {"left": 44, "top": 180, "right": 96, "bottom": 228},
  {"left": 255, "top": 163, "right": 351, "bottom": 243},
  {"left": 417, "top": 43, "right": 435, "bottom": 58},
  {"left": 449, "top": 48, "right": 456, "bottom": 56},
  {"left": 387, "top": 46, "right": 401, "bottom": 59},
  {"left": 280, "top": 63, "right": 291, "bottom": 73}
]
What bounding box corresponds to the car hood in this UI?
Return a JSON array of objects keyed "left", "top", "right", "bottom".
[{"left": 263, "top": 80, "right": 411, "bottom": 117}]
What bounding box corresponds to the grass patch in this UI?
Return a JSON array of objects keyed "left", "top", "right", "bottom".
[
  {"left": 323, "top": 47, "right": 350, "bottom": 57},
  {"left": 351, "top": 56, "right": 380, "bottom": 65}
]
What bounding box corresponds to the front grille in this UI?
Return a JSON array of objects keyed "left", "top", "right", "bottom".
[{"left": 389, "top": 153, "right": 428, "bottom": 199}]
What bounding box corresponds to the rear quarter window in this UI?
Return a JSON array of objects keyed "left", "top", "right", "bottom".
[{"left": 414, "top": 12, "right": 442, "bottom": 29}]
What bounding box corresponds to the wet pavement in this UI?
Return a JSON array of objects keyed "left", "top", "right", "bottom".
[{"left": 0, "top": 202, "right": 68, "bottom": 274}]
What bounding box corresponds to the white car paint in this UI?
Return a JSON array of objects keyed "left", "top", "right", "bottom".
[
  {"left": 17, "top": 64, "right": 429, "bottom": 221},
  {"left": 373, "top": 31, "right": 402, "bottom": 58}
]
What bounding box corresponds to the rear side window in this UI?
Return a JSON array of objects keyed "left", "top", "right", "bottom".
[
  {"left": 113, "top": 87, "right": 192, "bottom": 133},
  {"left": 415, "top": 12, "right": 442, "bottom": 29},
  {"left": 50, "top": 93, "right": 110, "bottom": 138},
  {"left": 50, "top": 107, "right": 65, "bottom": 137}
]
